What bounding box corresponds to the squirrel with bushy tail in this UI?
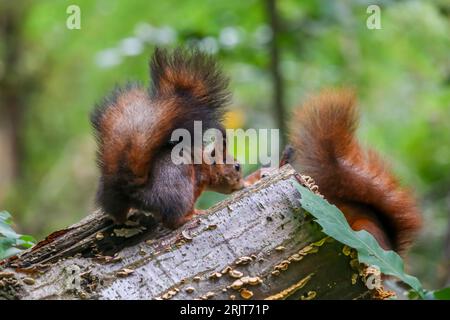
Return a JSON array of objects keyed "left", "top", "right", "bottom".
[
  {"left": 246, "top": 90, "right": 422, "bottom": 254},
  {"left": 91, "top": 48, "right": 244, "bottom": 229}
]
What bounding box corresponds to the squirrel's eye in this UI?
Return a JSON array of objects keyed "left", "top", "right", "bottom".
[{"left": 234, "top": 163, "right": 240, "bottom": 171}]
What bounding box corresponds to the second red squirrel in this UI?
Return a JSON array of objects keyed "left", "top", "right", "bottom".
[
  {"left": 91, "top": 48, "right": 244, "bottom": 228},
  {"left": 246, "top": 90, "right": 422, "bottom": 254}
]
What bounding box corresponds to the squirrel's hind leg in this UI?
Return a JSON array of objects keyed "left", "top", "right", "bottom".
[
  {"left": 95, "top": 180, "right": 131, "bottom": 224},
  {"left": 162, "top": 208, "right": 196, "bottom": 229}
]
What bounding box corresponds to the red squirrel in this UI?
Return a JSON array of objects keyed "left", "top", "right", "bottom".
[
  {"left": 91, "top": 48, "right": 244, "bottom": 229},
  {"left": 246, "top": 90, "right": 422, "bottom": 254}
]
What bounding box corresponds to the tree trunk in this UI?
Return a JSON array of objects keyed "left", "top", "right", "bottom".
[
  {"left": 0, "top": 165, "right": 378, "bottom": 300},
  {"left": 266, "top": 0, "right": 287, "bottom": 147},
  {"left": 0, "top": 2, "right": 27, "bottom": 184}
]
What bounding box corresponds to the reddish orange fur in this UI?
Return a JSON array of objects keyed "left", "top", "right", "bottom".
[
  {"left": 244, "top": 170, "right": 261, "bottom": 186},
  {"left": 287, "top": 89, "right": 422, "bottom": 254},
  {"left": 98, "top": 92, "right": 182, "bottom": 184},
  {"left": 159, "top": 67, "right": 208, "bottom": 99}
]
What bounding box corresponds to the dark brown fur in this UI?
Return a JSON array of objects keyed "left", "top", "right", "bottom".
[{"left": 91, "top": 48, "right": 243, "bottom": 228}]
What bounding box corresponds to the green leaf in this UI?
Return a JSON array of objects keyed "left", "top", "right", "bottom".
[
  {"left": 0, "top": 222, "right": 21, "bottom": 239},
  {"left": 0, "top": 247, "right": 22, "bottom": 260},
  {"left": 406, "top": 289, "right": 421, "bottom": 300},
  {"left": 294, "top": 182, "right": 425, "bottom": 298},
  {"left": 0, "top": 237, "right": 17, "bottom": 260},
  {"left": 0, "top": 211, "right": 19, "bottom": 239},
  {"left": 17, "top": 235, "right": 36, "bottom": 248},
  {"left": 429, "top": 287, "right": 450, "bottom": 300},
  {"left": 0, "top": 237, "right": 16, "bottom": 250},
  {"left": 0, "top": 211, "right": 12, "bottom": 222},
  {"left": 0, "top": 211, "right": 36, "bottom": 260}
]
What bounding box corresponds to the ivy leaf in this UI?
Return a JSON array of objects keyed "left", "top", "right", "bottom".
[{"left": 294, "top": 182, "right": 425, "bottom": 298}]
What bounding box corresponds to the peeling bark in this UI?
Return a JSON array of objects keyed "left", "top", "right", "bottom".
[{"left": 0, "top": 165, "right": 376, "bottom": 300}]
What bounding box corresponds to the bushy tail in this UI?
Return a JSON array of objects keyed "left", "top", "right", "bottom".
[
  {"left": 289, "top": 90, "right": 421, "bottom": 252},
  {"left": 149, "top": 47, "right": 230, "bottom": 131}
]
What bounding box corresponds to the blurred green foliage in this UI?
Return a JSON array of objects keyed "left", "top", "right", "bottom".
[
  {"left": 0, "top": 211, "right": 36, "bottom": 260},
  {"left": 0, "top": 0, "right": 449, "bottom": 288}
]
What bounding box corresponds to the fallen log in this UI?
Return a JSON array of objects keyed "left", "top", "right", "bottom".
[{"left": 0, "top": 165, "right": 378, "bottom": 300}]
